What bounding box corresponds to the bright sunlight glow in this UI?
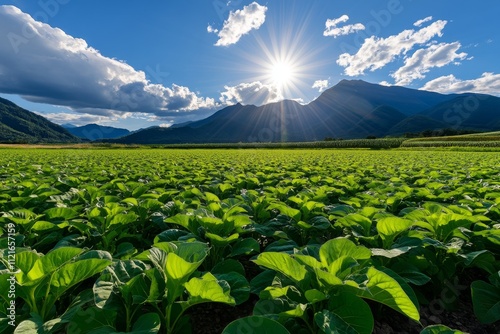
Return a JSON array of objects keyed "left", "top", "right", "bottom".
[{"left": 271, "top": 61, "right": 294, "bottom": 86}]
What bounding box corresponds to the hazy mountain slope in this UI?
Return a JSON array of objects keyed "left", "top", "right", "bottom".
[{"left": 66, "top": 124, "right": 131, "bottom": 140}]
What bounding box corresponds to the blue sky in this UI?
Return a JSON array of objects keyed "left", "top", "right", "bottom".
[{"left": 0, "top": 0, "right": 498, "bottom": 130}]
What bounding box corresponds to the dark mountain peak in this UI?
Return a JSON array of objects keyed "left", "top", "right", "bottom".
[{"left": 0, "top": 98, "right": 79, "bottom": 143}]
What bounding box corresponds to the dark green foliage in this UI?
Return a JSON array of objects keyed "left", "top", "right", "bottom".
[{"left": 0, "top": 97, "right": 79, "bottom": 143}]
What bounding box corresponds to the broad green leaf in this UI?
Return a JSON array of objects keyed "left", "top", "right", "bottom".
[
  {"left": 264, "top": 240, "right": 298, "bottom": 253},
  {"left": 13, "top": 318, "right": 42, "bottom": 334},
  {"left": 67, "top": 306, "right": 117, "bottom": 334},
  {"left": 306, "top": 216, "right": 331, "bottom": 230},
  {"left": 268, "top": 203, "right": 301, "bottom": 221},
  {"left": 15, "top": 251, "right": 41, "bottom": 285},
  {"left": 212, "top": 259, "right": 246, "bottom": 276},
  {"left": 130, "top": 313, "right": 161, "bottom": 333},
  {"left": 122, "top": 274, "right": 150, "bottom": 305},
  {"left": 250, "top": 270, "right": 276, "bottom": 295},
  {"left": 356, "top": 267, "right": 419, "bottom": 321},
  {"left": 319, "top": 238, "right": 371, "bottom": 268},
  {"left": 165, "top": 214, "right": 193, "bottom": 231},
  {"left": 471, "top": 280, "right": 500, "bottom": 324},
  {"left": 376, "top": 217, "right": 412, "bottom": 249},
  {"left": 28, "top": 247, "right": 84, "bottom": 281},
  {"left": 305, "top": 289, "right": 327, "bottom": 304},
  {"left": 183, "top": 272, "right": 235, "bottom": 306},
  {"left": 253, "top": 297, "right": 306, "bottom": 319},
  {"left": 390, "top": 262, "right": 431, "bottom": 286},
  {"left": 462, "top": 250, "right": 496, "bottom": 274},
  {"left": 215, "top": 272, "right": 250, "bottom": 305},
  {"left": 314, "top": 268, "right": 344, "bottom": 289},
  {"left": 94, "top": 279, "right": 116, "bottom": 309},
  {"left": 328, "top": 291, "right": 374, "bottom": 334},
  {"left": 328, "top": 256, "right": 359, "bottom": 278},
  {"left": 199, "top": 216, "right": 231, "bottom": 236},
  {"left": 379, "top": 267, "right": 420, "bottom": 312},
  {"left": 44, "top": 207, "right": 79, "bottom": 220},
  {"left": 31, "top": 221, "right": 58, "bottom": 231},
  {"left": 174, "top": 241, "right": 209, "bottom": 264},
  {"left": 108, "top": 212, "right": 138, "bottom": 226},
  {"left": 154, "top": 229, "right": 190, "bottom": 243},
  {"left": 222, "top": 316, "right": 291, "bottom": 334},
  {"left": 420, "top": 325, "right": 464, "bottom": 334},
  {"left": 165, "top": 242, "right": 208, "bottom": 303},
  {"left": 370, "top": 248, "right": 409, "bottom": 259},
  {"left": 229, "top": 237, "right": 260, "bottom": 257},
  {"left": 315, "top": 309, "right": 359, "bottom": 334},
  {"left": 253, "top": 252, "right": 309, "bottom": 289},
  {"left": 337, "top": 214, "right": 372, "bottom": 236},
  {"left": 205, "top": 191, "right": 220, "bottom": 202},
  {"left": 51, "top": 258, "right": 113, "bottom": 297},
  {"left": 205, "top": 232, "right": 239, "bottom": 247},
  {"left": 260, "top": 285, "right": 301, "bottom": 300}
]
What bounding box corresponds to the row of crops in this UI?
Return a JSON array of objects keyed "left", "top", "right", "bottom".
[{"left": 1, "top": 149, "right": 499, "bottom": 333}]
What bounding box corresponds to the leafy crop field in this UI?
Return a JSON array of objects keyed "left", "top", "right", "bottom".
[{"left": 1, "top": 149, "right": 499, "bottom": 334}]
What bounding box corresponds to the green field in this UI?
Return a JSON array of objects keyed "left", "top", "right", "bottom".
[{"left": 1, "top": 149, "right": 499, "bottom": 333}]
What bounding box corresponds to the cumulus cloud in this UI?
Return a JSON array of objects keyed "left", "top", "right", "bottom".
[
  {"left": 312, "top": 80, "right": 329, "bottom": 92},
  {"left": 219, "top": 81, "right": 281, "bottom": 106},
  {"left": 337, "top": 20, "right": 448, "bottom": 76},
  {"left": 34, "top": 112, "right": 115, "bottom": 126},
  {"left": 392, "top": 42, "right": 467, "bottom": 85},
  {"left": 0, "top": 5, "right": 216, "bottom": 118},
  {"left": 414, "top": 16, "right": 433, "bottom": 27},
  {"left": 421, "top": 73, "right": 500, "bottom": 96},
  {"left": 209, "top": 2, "right": 267, "bottom": 46},
  {"left": 323, "top": 15, "right": 365, "bottom": 38}
]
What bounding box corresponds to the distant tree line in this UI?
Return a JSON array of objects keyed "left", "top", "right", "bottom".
[{"left": 403, "top": 128, "right": 481, "bottom": 138}]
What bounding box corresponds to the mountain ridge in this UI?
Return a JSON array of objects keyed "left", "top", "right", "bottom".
[
  {"left": 65, "top": 123, "right": 131, "bottom": 140},
  {"left": 0, "top": 97, "right": 80, "bottom": 143},
  {"left": 110, "top": 80, "right": 500, "bottom": 144}
]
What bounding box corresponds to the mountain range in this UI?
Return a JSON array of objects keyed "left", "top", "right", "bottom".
[
  {"left": 1, "top": 80, "right": 499, "bottom": 144},
  {"left": 63, "top": 123, "right": 131, "bottom": 140},
  {"left": 110, "top": 80, "right": 500, "bottom": 144}
]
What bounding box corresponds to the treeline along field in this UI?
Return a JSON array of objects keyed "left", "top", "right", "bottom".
[{"left": 0, "top": 149, "right": 499, "bottom": 333}]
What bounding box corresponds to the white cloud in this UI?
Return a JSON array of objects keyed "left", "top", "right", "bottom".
[
  {"left": 219, "top": 81, "right": 281, "bottom": 106},
  {"left": 421, "top": 73, "right": 500, "bottom": 96},
  {"left": 35, "top": 112, "right": 115, "bottom": 126},
  {"left": 414, "top": 16, "right": 433, "bottom": 27},
  {"left": 209, "top": 2, "right": 267, "bottom": 47},
  {"left": 0, "top": 5, "right": 216, "bottom": 119},
  {"left": 337, "top": 20, "right": 448, "bottom": 76},
  {"left": 207, "top": 25, "right": 218, "bottom": 33},
  {"left": 312, "top": 80, "right": 329, "bottom": 92},
  {"left": 323, "top": 15, "right": 365, "bottom": 38},
  {"left": 379, "top": 81, "right": 392, "bottom": 86},
  {"left": 392, "top": 42, "right": 467, "bottom": 85},
  {"left": 325, "top": 15, "right": 349, "bottom": 28}
]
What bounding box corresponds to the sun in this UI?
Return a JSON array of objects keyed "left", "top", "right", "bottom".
[{"left": 270, "top": 61, "right": 294, "bottom": 87}]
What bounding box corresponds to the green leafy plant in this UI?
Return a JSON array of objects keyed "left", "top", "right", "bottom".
[
  {"left": 94, "top": 241, "right": 236, "bottom": 333},
  {"left": 1, "top": 247, "right": 111, "bottom": 325},
  {"left": 251, "top": 237, "right": 419, "bottom": 333}
]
